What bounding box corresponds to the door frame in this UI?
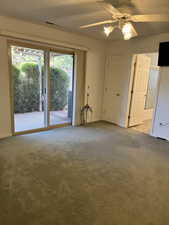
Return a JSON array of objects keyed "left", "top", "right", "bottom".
[
  {"left": 8, "top": 40, "right": 75, "bottom": 135},
  {"left": 126, "top": 53, "right": 160, "bottom": 135},
  {"left": 48, "top": 49, "right": 75, "bottom": 129},
  {"left": 127, "top": 54, "right": 137, "bottom": 128}
]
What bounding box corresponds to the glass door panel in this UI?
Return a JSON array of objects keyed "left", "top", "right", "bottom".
[
  {"left": 11, "top": 45, "right": 45, "bottom": 132},
  {"left": 49, "top": 52, "right": 74, "bottom": 126}
]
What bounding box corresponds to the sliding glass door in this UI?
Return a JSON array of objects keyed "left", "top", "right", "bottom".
[
  {"left": 49, "top": 52, "right": 74, "bottom": 126},
  {"left": 11, "top": 45, "right": 46, "bottom": 132},
  {"left": 10, "top": 43, "right": 74, "bottom": 133}
]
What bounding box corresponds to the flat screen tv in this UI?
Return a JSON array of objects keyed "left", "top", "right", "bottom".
[{"left": 158, "top": 42, "right": 169, "bottom": 66}]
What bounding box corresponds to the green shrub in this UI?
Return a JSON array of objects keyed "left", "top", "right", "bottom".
[
  {"left": 20, "top": 63, "right": 40, "bottom": 112},
  {"left": 13, "top": 63, "right": 69, "bottom": 113},
  {"left": 50, "top": 67, "right": 69, "bottom": 111},
  {"left": 13, "top": 65, "right": 22, "bottom": 113}
]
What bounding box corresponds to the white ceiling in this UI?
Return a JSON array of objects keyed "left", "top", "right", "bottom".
[{"left": 0, "top": 0, "right": 169, "bottom": 40}]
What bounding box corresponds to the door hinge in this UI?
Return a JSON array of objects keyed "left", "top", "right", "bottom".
[
  {"left": 128, "top": 115, "right": 131, "bottom": 119},
  {"left": 131, "top": 90, "right": 134, "bottom": 94}
]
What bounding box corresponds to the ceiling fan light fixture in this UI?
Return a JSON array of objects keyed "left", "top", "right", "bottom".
[
  {"left": 122, "top": 22, "right": 132, "bottom": 40},
  {"left": 122, "top": 22, "right": 137, "bottom": 40},
  {"left": 123, "top": 32, "right": 132, "bottom": 40},
  {"left": 104, "top": 25, "right": 114, "bottom": 37}
]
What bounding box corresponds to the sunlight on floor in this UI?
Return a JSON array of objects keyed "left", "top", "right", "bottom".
[{"left": 131, "top": 120, "right": 152, "bottom": 134}]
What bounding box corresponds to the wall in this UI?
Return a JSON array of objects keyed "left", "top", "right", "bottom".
[
  {"left": 0, "top": 16, "right": 106, "bottom": 139},
  {"left": 103, "top": 33, "right": 169, "bottom": 129}
]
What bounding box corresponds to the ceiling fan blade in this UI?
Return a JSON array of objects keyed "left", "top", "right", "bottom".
[
  {"left": 97, "top": 1, "right": 122, "bottom": 16},
  {"left": 80, "top": 20, "right": 113, "bottom": 29},
  {"left": 131, "top": 14, "right": 169, "bottom": 22}
]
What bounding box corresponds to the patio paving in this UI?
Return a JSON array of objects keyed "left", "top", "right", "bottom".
[{"left": 14, "top": 111, "right": 71, "bottom": 132}]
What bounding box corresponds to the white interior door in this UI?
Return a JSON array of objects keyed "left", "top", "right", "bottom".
[
  {"left": 102, "top": 56, "right": 133, "bottom": 126},
  {"left": 128, "top": 54, "right": 151, "bottom": 127}
]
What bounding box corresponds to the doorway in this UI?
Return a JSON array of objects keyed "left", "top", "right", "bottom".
[
  {"left": 127, "top": 53, "right": 159, "bottom": 135},
  {"left": 10, "top": 43, "right": 74, "bottom": 134}
]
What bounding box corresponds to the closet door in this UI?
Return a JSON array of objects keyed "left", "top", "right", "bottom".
[{"left": 103, "top": 56, "right": 130, "bottom": 126}]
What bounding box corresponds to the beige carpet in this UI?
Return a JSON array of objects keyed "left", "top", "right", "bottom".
[{"left": 0, "top": 122, "right": 169, "bottom": 225}]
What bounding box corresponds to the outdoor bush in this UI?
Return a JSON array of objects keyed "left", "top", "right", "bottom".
[
  {"left": 13, "top": 63, "right": 69, "bottom": 113},
  {"left": 50, "top": 67, "right": 69, "bottom": 111},
  {"left": 20, "top": 63, "right": 40, "bottom": 112},
  {"left": 13, "top": 65, "right": 22, "bottom": 113}
]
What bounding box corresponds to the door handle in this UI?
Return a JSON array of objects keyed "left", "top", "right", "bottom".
[
  {"left": 112, "top": 92, "right": 120, "bottom": 96},
  {"left": 41, "top": 94, "right": 45, "bottom": 102}
]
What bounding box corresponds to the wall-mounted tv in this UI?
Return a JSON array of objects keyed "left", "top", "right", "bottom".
[{"left": 158, "top": 42, "right": 169, "bottom": 66}]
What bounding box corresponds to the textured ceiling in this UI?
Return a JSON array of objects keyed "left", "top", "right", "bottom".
[{"left": 0, "top": 0, "right": 169, "bottom": 40}]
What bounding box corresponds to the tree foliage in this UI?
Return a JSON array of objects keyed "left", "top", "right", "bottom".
[
  {"left": 20, "top": 63, "right": 40, "bottom": 112},
  {"left": 13, "top": 63, "right": 69, "bottom": 113},
  {"left": 13, "top": 65, "right": 22, "bottom": 113},
  {"left": 50, "top": 67, "right": 69, "bottom": 111}
]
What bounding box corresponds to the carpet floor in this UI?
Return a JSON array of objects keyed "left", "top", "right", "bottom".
[{"left": 0, "top": 122, "right": 169, "bottom": 225}]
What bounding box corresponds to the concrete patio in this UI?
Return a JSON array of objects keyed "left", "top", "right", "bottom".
[{"left": 14, "top": 111, "right": 71, "bottom": 132}]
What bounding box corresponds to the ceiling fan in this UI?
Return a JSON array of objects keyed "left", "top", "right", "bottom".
[{"left": 80, "top": 1, "right": 169, "bottom": 40}]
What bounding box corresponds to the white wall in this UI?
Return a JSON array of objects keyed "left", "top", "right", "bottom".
[
  {"left": 146, "top": 53, "right": 159, "bottom": 66},
  {"left": 0, "top": 16, "right": 106, "bottom": 139},
  {"left": 103, "top": 33, "right": 169, "bottom": 129}
]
